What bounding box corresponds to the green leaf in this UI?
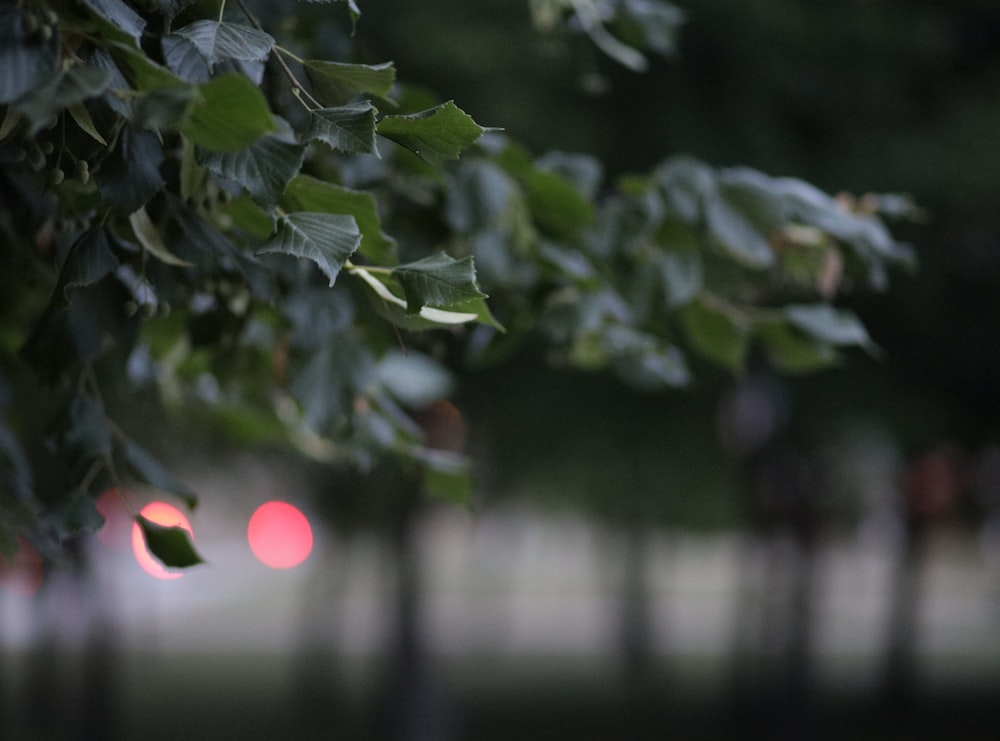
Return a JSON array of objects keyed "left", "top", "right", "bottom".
[
  {"left": 414, "top": 449, "right": 472, "bottom": 505},
  {"left": 80, "top": 0, "right": 146, "bottom": 42},
  {"left": 704, "top": 186, "right": 776, "bottom": 268},
  {"left": 129, "top": 206, "right": 194, "bottom": 268},
  {"left": 68, "top": 102, "right": 108, "bottom": 145},
  {"left": 0, "top": 107, "right": 21, "bottom": 141},
  {"left": 303, "top": 60, "right": 395, "bottom": 106},
  {"left": 445, "top": 159, "right": 516, "bottom": 233},
  {"left": 354, "top": 268, "right": 483, "bottom": 328},
  {"left": 199, "top": 133, "right": 304, "bottom": 207},
  {"left": 681, "top": 298, "right": 750, "bottom": 371},
  {"left": 655, "top": 248, "right": 703, "bottom": 309},
  {"left": 289, "top": 334, "right": 374, "bottom": 433},
  {"left": 221, "top": 194, "right": 276, "bottom": 240},
  {"left": 57, "top": 227, "right": 120, "bottom": 303},
  {"left": 755, "top": 318, "right": 837, "bottom": 373},
  {"left": 148, "top": 0, "right": 196, "bottom": 23},
  {"left": 338, "top": 0, "right": 362, "bottom": 31},
  {"left": 783, "top": 304, "right": 876, "bottom": 349},
  {"left": 304, "top": 103, "right": 378, "bottom": 154},
  {"left": 120, "top": 438, "right": 198, "bottom": 509},
  {"left": 599, "top": 325, "right": 691, "bottom": 389},
  {"left": 258, "top": 213, "right": 361, "bottom": 286},
  {"left": 47, "top": 488, "right": 106, "bottom": 542},
  {"left": 523, "top": 167, "right": 595, "bottom": 239},
  {"left": 284, "top": 174, "right": 396, "bottom": 264},
  {"left": 0, "top": 6, "right": 61, "bottom": 104},
  {"left": 614, "top": 0, "right": 685, "bottom": 57},
  {"left": 394, "top": 253, "right": 487, "bottom": 314},
  {"left": 14, "top": 66, "right": 112, "bottom": 133},
  {"left": 377, "top": 101, "right": 485, "bottom": 166},
  {"left": 173, "top": 20, "right": 274, "bottom": 67},
  {"left": 161, "top": 34, "right": 210, "bottom": 83},
  {"left": 49, "top": 392, "right": 112, "bottom": 467},
  {"left": 164, "top": 193, "right": 272, "bottom": 296},
  {"left": 135, "top": 515, "right": 204, "bottom": 569},
  {"left": 132, "top": 86, "right": 196, "bottom": 132},
  {"left": 96, "top": 126, "right": 166, "bottom": 213},
  {"left": 21, "top": 279, "right": 139, "bottom": 384},
  {"left": 109, "top": 39, "right": 188, "bottom": 91},
  {"left": 182, "top": 74, "right": 276, "bottom": 152}
]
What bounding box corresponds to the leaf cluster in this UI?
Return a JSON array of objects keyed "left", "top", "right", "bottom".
[{"left": 0, "top": 0, "right": 914, "bottom": 570}]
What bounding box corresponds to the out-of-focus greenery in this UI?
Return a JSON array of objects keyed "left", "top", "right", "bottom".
[{"left": 357, "top": 0, "right": 1000, "bottom": 525}]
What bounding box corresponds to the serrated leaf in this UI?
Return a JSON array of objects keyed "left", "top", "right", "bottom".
[
  {"left": 353, "top": 268, "right": 481, "bottom": 328},
  {"left": 161, "top": 34, "right": 211, "bottom": 83},
  {"left": 83, "top": 45, "right": 134, "bottom": 117},
  {"left": 120, "top": 438, "right": 198, "bottom": 509},
  {"left": 47, "top": 488, "right": 106, "bottom": 542},
  {"left": 182, "top": 73, "right": 276, "bottom": 152},
  {"left": 0, "top": 6, "right": 61, "bottom": 104},
  {"left": 136, "top": 515, "right": 204, "bottom": 569},
  {"left": 80, "top": 0, "right": 146, "bottom": 42},
  {"left": 199, "top": 133, "right": 304, "bottom": 206},
  {"left": 173, "top": 20, "right": 274, "bottom": 67},
  {"left": 783, "top": 304, "right": 875, "bottom": 349},
  {"left": 14, "top": 66, "right": 112, "bottom": 133},
  {"left": 50, "top": 392, "right": 112, "bottom": 465},
  {"left": 96, "top": 126, "right": 165, "bottom": 213},
  {"left": 129, "top": 207, "right": 193, "bottom": 268},
  {"left": 57, "top": 227, "right": 120, "bottom": 302},
  {"left": 394, "top": 253, "right": 487, "bottom": 314},
  {"left": 377, "top": 101, "right": 485, "bottom": 166},
  {"left": 303, "top": 60, "right": 395, "bottom": 106},
  {"left": 164, "top": 193, "right": 272, "bottom": 297},
  {"left": 304, "top": 103, "right": 378, "bottom": 154},
  {"left": 22, "top": 279, "right": 139, "bottom": 384},
  {"left": 284, "top": 174, "right": 396, "bottom": 264},
  {"left": 148, "top": 0, "right": 196, "bottom": 23},
  {"left": 258, "top": 213, "right": 360, "bottom": 286}
]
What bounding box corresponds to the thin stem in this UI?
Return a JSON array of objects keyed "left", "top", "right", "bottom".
[
  {"left": 275, "top": 44, "right": 304, "bottom": 64},
  {"left": 218, "top": 0, "right": 226, "bottom": 23},
  {"left": 236, "top": 0, "right": 325, "bottom": 111},
  {"left": 345, "top": 261, "right": 393, "bottom": 275}
]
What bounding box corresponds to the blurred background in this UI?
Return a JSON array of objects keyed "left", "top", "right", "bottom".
[{"left": 5, "top": 0, "right": 1000, "bottom": 738}]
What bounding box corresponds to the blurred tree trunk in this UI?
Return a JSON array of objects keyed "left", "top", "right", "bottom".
[
  {"left": 619, "top": 517, "right": 653, "bottom": 692},
  {"left": 882, "top": 516, "right": 923, "bottom": 712},
  {"left": 380, "top": 477, "right": 452, "bottom": 741}
]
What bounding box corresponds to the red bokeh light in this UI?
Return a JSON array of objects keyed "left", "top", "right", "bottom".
[
  {"left": 96, "top": 488, "right": 137, "bottom": 549},
  {"left": 247, "top": 501, "right": 313, "bottom": 569},
  {"left": 131, "top": 502, "right": 194, "bottom": 580},
  {"left": 0, "top": 536, "right": 44, "bottom": 597}
]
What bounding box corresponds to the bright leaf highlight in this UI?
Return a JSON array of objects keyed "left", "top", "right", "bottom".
[{"left": 247, "top": 501, "right": 313, "bottom": 569}]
